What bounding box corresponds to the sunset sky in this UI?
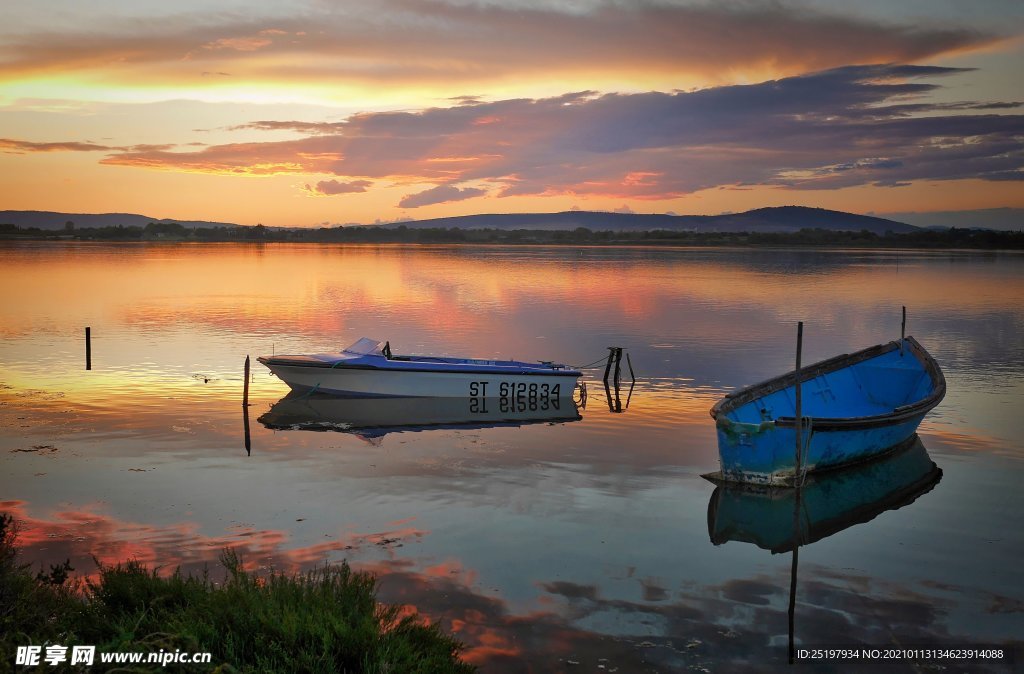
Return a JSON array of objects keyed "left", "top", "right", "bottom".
[{"left": 1, "top": 0, "right": 1022, "bottom": 227}]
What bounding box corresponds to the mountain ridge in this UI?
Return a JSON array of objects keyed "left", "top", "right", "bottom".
[
  {"left": 0, "top": 206, "right": 916, "bottom": 234},
  {"left": 387, "top": 206, "right": 916, "bottom": 233},
  {"left": 0, "top": 210, "right": 242, "bottom": 230}
]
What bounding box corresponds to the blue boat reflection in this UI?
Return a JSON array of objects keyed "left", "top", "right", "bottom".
[
  {"left": 707, "top": 436, "right": 942, "bottom": 553},
  {"left": 258, "top": 392, "right": 582, "bottom": 441}
]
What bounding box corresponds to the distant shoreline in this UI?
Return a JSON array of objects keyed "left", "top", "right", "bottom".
[{"left": 1, "top": 224, "right": 1021, "bottom": 250}]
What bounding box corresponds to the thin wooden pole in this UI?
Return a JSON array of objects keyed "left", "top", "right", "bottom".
[
  {"left": 243, "top": 404, "right": 251, "bottom": 456},
  {"left": 900, "top": 306, "right": 906, "bottom": 356},
  {"left": 625, "top": 352, "right": 636, "bottom": 383},
  {"left": 613, "top": 348, "right": 622, "bottom": 387},
  {"left": 85, "top": 327, "right": 91, "bottom": 370},
  {"left": 243, "top": 355, "right": 250, "bottom": 407},
  {"left": 794, "top": 322, "right": 803, "bottom": 485},
  {"left": 602, "top": 347, "right": 615, "bottom": 383},
  {"left": 788, "top": 486, "right": 802, "bottom": 663}
]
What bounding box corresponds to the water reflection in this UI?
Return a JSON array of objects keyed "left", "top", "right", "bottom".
[
  {"left": 603, "top": 379, "right": 634, "bottom": 413},
  {"left": 258, "top": 393, "right": 582, "bottom": 442},
  {"left": 708, "top": 436, "right": 944, "bottom": 663},
  {"left": 707, "top": 436, "right": 942, "bottom": 554},
  {"left": 2, "top": 243, "right": 1022, "bottom": 670}
]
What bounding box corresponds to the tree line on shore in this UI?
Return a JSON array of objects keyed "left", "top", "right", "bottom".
[{"left": 1, "top": 220, "right": 1021, "bottom": 248}]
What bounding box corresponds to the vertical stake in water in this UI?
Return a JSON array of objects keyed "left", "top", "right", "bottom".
[
  {"left": 603, "top": 347, "right": 615, "bottom": 383},
  {"left": 794, "top": 322, "right": 803, "bottom": 485},
  {"left": 788, "top": 321, "right": 805, "bottom": 662},
  {"left": 243, "top": 355, "right": 250, "bottom": 407},
  {"left": 788, "top": 479, "right": 802, "bottom": 663},
  {"left": 243, "top": 403, "right": 252, "bottom": 456},
  {"left": 85, "top": 327, "right": 91, "bottom": 370},
  {"left": 243, "top": 355, "right": 252, "bottom": 454},
  {"left": 900, "top": 306, "right": 906, "bottom": 357},
  {"left": 613, "top": 347, "right": 623, "bottom": 387}
]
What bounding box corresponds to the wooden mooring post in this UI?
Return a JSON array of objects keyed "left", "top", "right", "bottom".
[
  {"left": 603, "top": 347, "right": 635, "bottom": 386},
  {"left": 242, "top": 355, "right": 252, "bottom": 454},
  {"left": 243, "top": 355, "right": 251, "bottom": 407},
  {"left": 601, "top": 347, "right": 636, "bottom": 413},
  {"left": 602, "top": 347, "right": 616, "bottom": 383},
  {"left": 85, "top": 327, "right": 91, "bottom": 370}
]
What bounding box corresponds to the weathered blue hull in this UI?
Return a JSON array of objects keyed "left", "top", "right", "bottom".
[
  {"left": 707, "top": 436, "right": 942, "bottom": 553},
  {"left": 709, "top": 336, "right": 945, "bottom": 486}
]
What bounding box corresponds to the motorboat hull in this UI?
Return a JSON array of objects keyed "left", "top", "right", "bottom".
[
  {"left": 260, "top": 362, "right": 578, "bottom": 398},
  {"left": 259, "top": 338, "right": 581, "bottom": 398}
]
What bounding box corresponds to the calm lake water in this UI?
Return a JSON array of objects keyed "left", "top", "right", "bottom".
[{"left": 2, "top": 242, "right": 1022, "bottom": 672}]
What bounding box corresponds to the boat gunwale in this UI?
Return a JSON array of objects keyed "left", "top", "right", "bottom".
[
  {"left": 256, "top": 355, "right": 582, "bottom": 377},
  {"left": 709, "top": 336, "right": 946, "bottom": 430}
]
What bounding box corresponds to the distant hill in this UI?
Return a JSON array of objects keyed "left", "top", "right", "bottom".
[
  {"left": 879, "top": 208, "right": 1024, "bottom": 231},
  {"left": 0, "top": 210, "right": 241, "bottom": 230},
  {"left": 0, "top": 206, "right": 915, "bottom": 234},
  {"left": 392, "top": 206, "right": 916, "bottom": 234}
]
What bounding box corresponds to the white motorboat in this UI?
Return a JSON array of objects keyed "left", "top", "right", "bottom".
[{"left": 258, "top": 338, "right": 581, "bottom": 398}]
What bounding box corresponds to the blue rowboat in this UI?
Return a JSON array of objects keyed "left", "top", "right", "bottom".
[
  {"left": 707, "top": 436, "right": 942, "bottom": 553},
  {"left": 259, "top": 338, "right": 581, "bottom": 398},
  {"left": 708, "top": 336, "right": 945, "bottom": 486}
]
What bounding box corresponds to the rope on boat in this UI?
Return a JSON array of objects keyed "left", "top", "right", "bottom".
[
  {"left": 797, "top": 417, "right": 814, "bottom": 485},
  {"left": 295, "top": 381, "right": 322, "bottom": 400}
]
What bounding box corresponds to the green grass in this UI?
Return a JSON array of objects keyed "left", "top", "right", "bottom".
[{"left": 0, "top": 513, "right": 474, "bottom": 673}]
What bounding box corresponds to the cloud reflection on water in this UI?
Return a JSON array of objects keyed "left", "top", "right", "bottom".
[{"left": 2, "top": 244, "right": 1023, "bottom": 670}]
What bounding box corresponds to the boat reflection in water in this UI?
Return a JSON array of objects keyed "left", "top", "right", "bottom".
[
  {"left": 707, "top": 435, "right": 942, "bottom": 663},
  {"left": 258, "top": 392, "right": 582, "bottom": 441},
  {"left": 707, "top": 435, "right": 942, "bottom": 553}
]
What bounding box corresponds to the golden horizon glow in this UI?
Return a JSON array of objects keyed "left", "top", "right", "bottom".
[{"left": 0, "top": 1, "right": 1021, "bottom": 225}]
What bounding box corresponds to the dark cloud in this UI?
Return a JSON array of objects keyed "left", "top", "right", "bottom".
[
  {"left": 305, "top": 179, "right": 372, "bottom": 196},
  {"left": 398, "top": 184, "right": 487, "bottom": 208},
  {"left": 232, "top": 120, "right": 347, "bottom": 135},
  {"left": 81, "top": 63, "right": 1024, "bottom": 200},
  {"left": 0, "top": 138, "right": 114, "bottom": 153},
  {"left": 0, "top": 139, "right": 175, "bottom": 154}
]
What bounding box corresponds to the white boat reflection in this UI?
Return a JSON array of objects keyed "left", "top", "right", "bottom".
[{"left": 258, "top": 392, "right": 582, "bottom": 441}]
